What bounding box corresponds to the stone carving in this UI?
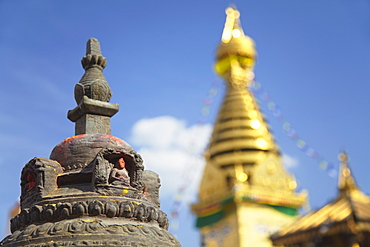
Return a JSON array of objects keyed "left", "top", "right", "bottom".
[
  {"left": 142, "top": 170, "right": 162, "bottom": 207},
  {"left": 110, "top": 157, "right": 130, "bottom": 185},
  {"left": 50, "top": 134, "right": 133, "bottom": 172},
  {"left": 20, "top": 158, "right": 63, "bottom": 209},
  {"left": 92, "top": 148, "right": 144, "bottom": 197},
  {"left": 2, "top": 38, "right": 180, "bottom": 247},
  {"left": 3, "top": 220, "right": 180, "bottom": 247},
  {"left": 67, "top": 38, "right": 119, "bottom": 135},
  {"left": 75, "top": 38, "right": 111, "bottom": 104},
  {"left": 12, "top": 197, "right": 169, "bottom": 233}
]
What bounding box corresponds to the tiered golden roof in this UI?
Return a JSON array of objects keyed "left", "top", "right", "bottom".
[
  {"left": 193, "top": 7, "right": 306, "bottom": 246},
  {"left": 195, "top": 6, "right": 306, "bottom": 209},
  {"left": 271, "top": 152, "right": 370, "bottom": 246}
]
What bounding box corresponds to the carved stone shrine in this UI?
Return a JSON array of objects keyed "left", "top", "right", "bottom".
[{"left": 1, "top": 38, "right": 181, "bottom": 247}]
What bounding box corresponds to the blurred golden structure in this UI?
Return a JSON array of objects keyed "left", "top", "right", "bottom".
[
  {"left": 192, "top": 6, "right": 306, "bottom": 247},
  {"left": 271, "top": 152, "right": 370, "bottom": 247}
]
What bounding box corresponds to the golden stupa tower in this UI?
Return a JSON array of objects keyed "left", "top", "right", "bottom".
[{"left": 192, "top": 7, "right": 307, "bottom": 247}]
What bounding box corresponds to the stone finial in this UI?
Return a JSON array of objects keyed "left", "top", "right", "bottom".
[
  {"left": 77, "top": 38, "right": 110, "bottom": 103},
  {"left": 1, "top": 37, "right": 181, "bottom": 247},
  {"left": 67, "top": 38, "right": 119, "bottom": 135},
  {"left": 86, "top": 38, "right": 102, "bottom": 56}
]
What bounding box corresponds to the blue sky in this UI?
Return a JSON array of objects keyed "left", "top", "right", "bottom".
[{"left": 1, "top": 1, "right": 370, "bottom": 246}]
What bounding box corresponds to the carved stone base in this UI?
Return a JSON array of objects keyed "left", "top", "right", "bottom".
[
  {"left": 2, "top": 219, "right": 181, "bottom": 247},
  {"left": 2, "top": 38, "right": 181, "bottom": 247}
]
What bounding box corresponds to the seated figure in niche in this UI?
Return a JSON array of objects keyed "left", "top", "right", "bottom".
[{"left": 109, "top": 157, "right": 130, "bottom": 186}]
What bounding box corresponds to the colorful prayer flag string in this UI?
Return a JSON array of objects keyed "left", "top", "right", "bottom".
[
  {"left": 169, "top": 78, "right": 338, "bottom": 235},
  {"left": 251, "top": 80, "right": 337, "bottom": 178},
  {"left": 169, "top": 80, "right": 221, "bottom": 234}
]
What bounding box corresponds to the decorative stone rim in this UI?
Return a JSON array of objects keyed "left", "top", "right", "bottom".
[
  {"left": 3, "top": 220, "right": 180, "bottom": 247},
  {"left": 81, "top": 54, "right": 107, "bottom": 70},
  {"left": 11, "top": 197, "right": 169, "bottom": 233}
]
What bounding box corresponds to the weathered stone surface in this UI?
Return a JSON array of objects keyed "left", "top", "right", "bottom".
[
  {"left": 75, "top": 114, "right": 112, "bottom": 135},
  {"left": 4, "top": 134, "right": 179, "bottom": 246},
  {"left": 3, "top": 219, "right": 180, "bottom": 247},
  {"left": 68, "top": 96, "right": 119, "bottom": 121},
  {"left": 1, "top": 38, "right": 181, "bottom": 246},
  {"left": 92, "top": 147, "right": 144, "bottom": 197},
  {"left": 20, "top": 158, "right": 63, "bottom": 209},
  {"left": 11, "top": 197, "right": 170, "bottom": 233},
  {"left": 50, "top": 134, "right": 132, "bottom": 172},
  {"left": 143, "top": 170, "right": 162, "bottom": 208},
  {"left": 68, "top": 38, "right": 118, "bottom": 135},
  {"left": 75, "top": 38, "right": 111, "bottom": 104}
]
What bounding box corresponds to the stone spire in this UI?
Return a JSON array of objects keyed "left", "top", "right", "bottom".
[
  {"left": 68, "top": 38, "right": 119, "bottom": 135},
  {"left": 1, "top": 38, "right": 180, "bottom": 247}
]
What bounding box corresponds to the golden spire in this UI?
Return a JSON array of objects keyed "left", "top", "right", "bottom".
[
  {"left": 215, "top": 6, "right": 256, "bottom": 88},
  {"left": 193, "top": 8, "right": 306, "bottom": 246},
  {"left": 208, "top": 6, "right": 280, "bottom": 173},
  {"left": 338, "top": 152, "right": 359, "bottom": 193},
  {"left": 197, "top": 6, "right": 305, "bottom": 203}
]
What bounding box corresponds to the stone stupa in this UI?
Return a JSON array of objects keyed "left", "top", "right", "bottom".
[{"left": 1, "top": 38, "right": 181, "bottom": 247}]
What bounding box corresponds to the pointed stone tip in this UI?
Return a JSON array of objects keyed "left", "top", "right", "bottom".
[{"left": 86, "top": 38, "right": 102, "bottom": 56}]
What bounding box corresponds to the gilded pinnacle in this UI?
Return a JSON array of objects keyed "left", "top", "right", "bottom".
[
  {"left": 338, "top": 151, "right": 349, "bottom": 164},
  {"left": 338, "top": 151, "right": 358, "bottom": 193},
  {"left": 221, "top": 7, "right": 242, "bottom": 43},
  {"left": 216, "top": 6, "right": 256, "bottom": 62},
  {"left": 194, "top": 8, "right": 306, "bottom": 246},
  {"left": 215, "top": 6, "right": 256, "bottom": 87}
]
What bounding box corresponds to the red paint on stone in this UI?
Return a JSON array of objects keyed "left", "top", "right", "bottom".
[{"left": 50, "top": 134, "right": 132, "bottom": 172}]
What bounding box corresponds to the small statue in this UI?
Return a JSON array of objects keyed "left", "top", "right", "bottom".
[
  {"left": 109, "top": 157, "right": 130, "bottom": 185},
  {"left": 93, "top": 148, "right": 144, "bottom": 197}
]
